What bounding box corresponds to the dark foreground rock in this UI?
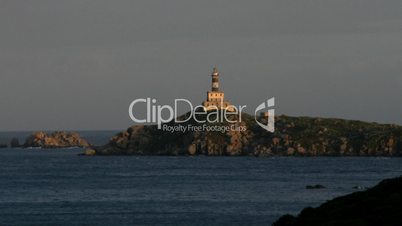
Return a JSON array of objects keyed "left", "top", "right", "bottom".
[
  {"left": 273, "top": 176, "right": 402, "bottom": 226},
  {"left": 23, "top": 131, "right": 90, "bottom": 148},
  {"left": 305, "top": 184, "right": 326, "bottom": 189},
  {"left": 95, "top": 112, "right": 402, "bottom": 156}
]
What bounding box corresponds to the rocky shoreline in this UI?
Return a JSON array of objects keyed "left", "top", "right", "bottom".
[
  {"left": 94, "top": 113, "right": 402, "bottom": 156},
  {"left": 23, "top": 131, "right": 90, "bottom": 149},
  {"left": 6, "top": 114, "right": 401, "bottom": 155}
]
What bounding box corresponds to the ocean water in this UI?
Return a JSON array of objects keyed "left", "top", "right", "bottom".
[{"left": 0, "top": 132, "right": 402, "bottom": 225}]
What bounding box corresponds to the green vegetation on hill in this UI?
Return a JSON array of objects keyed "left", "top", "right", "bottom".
[{"left": 95, "top": 112, "right": 402, "bottom": 156}]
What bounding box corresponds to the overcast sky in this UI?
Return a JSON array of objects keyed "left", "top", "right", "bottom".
[{"left": 1, "top": 0, "right": 402, "bottom": 131}]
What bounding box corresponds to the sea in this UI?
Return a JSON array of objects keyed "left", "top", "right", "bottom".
[{"left": 0, "top": 131, "right": 402, "bottom": 226}]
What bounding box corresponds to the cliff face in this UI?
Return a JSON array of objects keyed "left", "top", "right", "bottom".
[
  {"left": 97, "top": 112, "right": 252, "bottom": 156},
  {"left": 23, "top": 131, "right": 90, "bottom": 148},
  {"left": 96, "top": 113, "right": 402, "bottom": 156},
  {"left": 273, "top": 176, "right": 402, "bottom": 226}
]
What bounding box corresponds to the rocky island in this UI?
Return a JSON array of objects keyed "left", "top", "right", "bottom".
[
  {"left": 94, "top": 67, "right": 402, "bottom": 156},
  {"left": 273, "top": 176, "right": 402, "bottom": 226},
  {"left": 23, "top": 131, "right": 90, "bottom": 149},
  {"left": 94, "top": 113, "right": 402, "bottom": 156}
]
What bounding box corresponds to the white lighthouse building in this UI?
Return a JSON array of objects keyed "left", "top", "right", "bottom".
[{"left": 202, "top": 67, "right": 234, "bottom": 111}]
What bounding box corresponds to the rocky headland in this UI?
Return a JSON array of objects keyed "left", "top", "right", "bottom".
[
  {"left": 23, "top": 131, "right": 90, "bottom": 149},
  {"left": 94, "top": 112, "right": 402, "bottom": 156},
  {"left": 273, "top": 176, "right": 402, "bottom": 226}
]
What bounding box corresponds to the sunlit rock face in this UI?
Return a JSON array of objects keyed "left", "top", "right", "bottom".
[
  {"left": 23, "top": 131, "right": 90, "bottom": 148},
  {"left": 95, "top": 113, "right": 402, "bottom": 156}
]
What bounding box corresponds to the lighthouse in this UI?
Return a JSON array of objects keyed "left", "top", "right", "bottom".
[
  {"left": 211, "top": 67, "right": 219, "bottom": 91},
  {"left": 202, "top": 67, "right": 234, "bottom": 111}
]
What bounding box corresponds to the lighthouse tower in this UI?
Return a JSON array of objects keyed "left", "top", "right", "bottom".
[
  {"left": 202, "top": 67, "right": 233, "bottom": 111},
  {"left": 211, "top": 67, "right": 220, "bottom": 91}
]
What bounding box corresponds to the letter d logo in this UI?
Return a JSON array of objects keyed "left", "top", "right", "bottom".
[{"left": 254, "top": 97, "right": 275, "bottom": 132}]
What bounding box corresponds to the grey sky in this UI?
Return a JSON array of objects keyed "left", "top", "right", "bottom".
[{"left": 1, "top": 0, "right": 401, "bottom": 131}]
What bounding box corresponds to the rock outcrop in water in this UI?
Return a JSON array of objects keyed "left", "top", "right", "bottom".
[
  {"left": 10, "top": 138, "right": 21, "bottom": 148},
  {"left": 23, "top": 131, "right": 90, "bottom": 148},
  {"left": 273, "top": 176, "right": 402, "bottom": 226},
  {"left": 95, "top": 112, "right": 402, "bottom": 156}
]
